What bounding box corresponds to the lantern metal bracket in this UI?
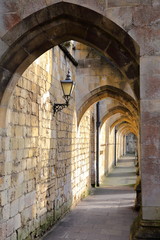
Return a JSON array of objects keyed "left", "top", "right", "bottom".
[
  {"left": 53, "top": 101, "right": 69, "bottom": 114},
  {"left": 53, "top": 70, "right": 75, "bottom": 115}
]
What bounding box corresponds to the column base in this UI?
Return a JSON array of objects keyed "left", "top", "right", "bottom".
[
  {"left": 130, "top": 213, "right": 160, "bottom": 239},
  {"left": 134, "top": 176, "right": 141, "bottom": 210}
]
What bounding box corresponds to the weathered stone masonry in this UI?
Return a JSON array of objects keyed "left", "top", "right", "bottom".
[
  {"left": 0, "top": 1, "right": 160, "bottom": 239},
  {"left": 0, "top": 40, "right": 133, "bottom": 240},
  {"left": 0, "top": 46, "right": 94, "bottom": 239}
]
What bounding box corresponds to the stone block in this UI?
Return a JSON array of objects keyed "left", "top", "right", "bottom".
[
  {"left": 152, "top": 0, "right": 160, "bottom": 7},
  {"left": 14, "top": 213, "right": 21, "bottom": 231},
  {"left": 108, "top": 0, "right": 141, "bottom": 7},
  {"left": 10, "top": 138, "right": 18, "bottom": 150},
  {"left": 25, "top": 115, "right": 31, "bottom": 126},
  {"left": 15, "top": 185, "right": 24, "bottom": 199},
  {"left": 15, "top": 126, "right": 23, "bottom": 137},
  {"left": 31, "top": 127, "right": 39, "bottom": 137},
  {"left": 10, "top": 199, "right": 19, "bottom": 217},
  {"left": 130, "top": 24, "right": 160, "bottom": 56},
  {"left": 18, "top": 138, "right": 24, "bottom": 149},
  {"left": 19, "top": 113, "right": 26, "bottom": 125},
  {"left": 24, "top": 191, "right": 36, "bottom": 208},
  {"left": 106, "top": 6, "right": 133, "bottom": 31},
  {"left": 32, "top": 102, "right": 38, "bottom": 116},
  {"left": 26, "top": 158, "right": 32, "bottom": 170},
  {"left": 131, "top": 214, "right": 160, "bottom": 239},
  {"left": 7, "top": 218, "right": 14, "bottom": 237},
  {"left": 0, "top": 137, "right": 2, "bottom": 153},
  {"left": 27, "top": 179, "right": 36, "bottom": 192},
  {"left": 133, "top": 5, "right": 160, "bottom": 27},
  {"left": 31, "top": 115, "right": 38, "bottom": 127},
  {"left": 0, "top": 190, "right": 8, "bottom": 206},
  {"left": 21, "top": 207, "right": 33, "bottom": 225},
  {"left": 13, "top": 112, "right": 19, "bottom": 125},
  {"left": 4, "top": 175, "right": 11, "bottom": 190},
  {"left": 8, "top": 187, "right": 15, "bottom": 202},
  {"left": 0, "top": 161, "right": 4, "bottom": 176},
  {"left": 0, "top": 222, "right": 7, "bottom": 240},
  {"left": 17, "top": 172, "right": 24, "bottom": 185},
  {"left": 19, "top": 195, "right": 24, "bottom": 212},
  {"left": 10, "top": 232, "right": 17, "bottom": 240},
  {"left": 3, "top": 203, "right": 10, "bottom": 220},
  {"left": 18, "top": 97, "right": 26, "bottom": 110},
  {"left": 17, "top": 225, "right": 29, "bottom": 240},
  {"left": 140, "top": 56, "right": 160, "bottom": 99}
]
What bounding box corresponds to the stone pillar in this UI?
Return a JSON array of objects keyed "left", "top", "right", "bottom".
[
  {"left": 121, "top": 134, "right": 124, "bottom": 157},
  {"left": 120, "top": 133, "right": 124, "bottom": 158},
  {"left": 123, "top": 135, "right": 126, "bottom": 156},
  {"left": 90, "top": 116, "right": 96, "bottom": 187},
  {"left": 140, "top": 56, "right": 160, "bottom": 221},
  {"left": 118, "top": 132, "right": 123, "bottom": 158},
  {"left": 131, "top": 57, "right": 160, "bottom": 239}
]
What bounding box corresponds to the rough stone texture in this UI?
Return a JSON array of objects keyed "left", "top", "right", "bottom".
[
  {"left": 140, "top": 55, "right": 160, "bottom": 222},
  {"left": 75, "top": 43, "right": 136, "bottom": 106},
  {"left": 0, "top": 42, "right": 137, "bottom": 239},
  {"left": 0, "top": 0, "right": 159, "bottom": 239},
  {"left": 0, "top": 1, "right": 139, "bottom": 114},
  {"left": 0, "top": 47, "right": 94, "bottom": 240}
]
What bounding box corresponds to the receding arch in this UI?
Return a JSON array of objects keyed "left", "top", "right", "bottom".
[
  {"left": 116, "top": 122, "right": 138, "bottom": 136},
  {"left": 110, "top": 116, "right": 137, "bottom": 132},
  {"left": 77, "top": 85, "right": 139, "bottom": 126},
  {"left": 100, "top": 105, "right": 134, "bottom": 129},
  {"left": 119, "top": 128, "right": 137, "bottom": 137}
]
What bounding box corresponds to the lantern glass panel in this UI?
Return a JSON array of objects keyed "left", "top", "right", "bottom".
[{"left": 61, "top": 82, "right": 73, "bottom": 96}]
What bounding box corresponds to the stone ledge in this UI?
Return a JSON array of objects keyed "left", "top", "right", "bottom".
[{"left": 130, "top": 212, "right": 160, "bottom": 240}]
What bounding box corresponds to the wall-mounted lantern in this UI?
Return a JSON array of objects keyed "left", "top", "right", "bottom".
[{"left": 53, "top": 70, "right": 75, "bottom": 114}]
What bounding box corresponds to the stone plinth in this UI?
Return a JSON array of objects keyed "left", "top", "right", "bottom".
[{"left": 131, "top": 213, "right": 160, "bottom": 240}]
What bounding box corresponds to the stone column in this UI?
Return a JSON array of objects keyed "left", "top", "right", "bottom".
[
  {"left": 123, "top": 135, "right": 126, "bottom": 156},
  {"left": 140, "top": 56, "right": 160, "bottom": 221},
  {"left": 131, "top": 56, "right": 160, "bottom": 240}
]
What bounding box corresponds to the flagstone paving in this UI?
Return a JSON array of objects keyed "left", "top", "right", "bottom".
[{"left": 42, "top": 155, "right": 137, "bottom": 240}]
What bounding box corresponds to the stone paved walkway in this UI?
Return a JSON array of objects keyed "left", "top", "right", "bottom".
[{"left": 42, "top": 155, "right": 137, "bottom": 240}]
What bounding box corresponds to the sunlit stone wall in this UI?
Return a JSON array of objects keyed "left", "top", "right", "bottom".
[{"left": 1, "top": 47, "right": 93, "bottom": 240}]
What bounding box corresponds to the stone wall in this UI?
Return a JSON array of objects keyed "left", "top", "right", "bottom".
[
  {"left": 0, "top": 0, "right": 159, "bottom": 238},
  {"left": 0, "top": 47, "right": 94, "bottom": 240},
  {"left": 0, "top": 40, "right": 129, "bottom": 240}
]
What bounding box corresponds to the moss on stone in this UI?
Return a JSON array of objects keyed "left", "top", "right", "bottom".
[{"left": 130, "top": 211, "right": 142, "bottom": 240}]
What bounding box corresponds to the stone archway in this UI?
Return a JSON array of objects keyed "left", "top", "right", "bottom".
[
  {"left": 117, "top": 122, "right": 137, "bottom": 136},
  {"left": 100, "top": 105, "right": 135, "bottom": 129},
  {"left": 110, "top": 116, "right": 137, "bottom": 132},
  {"left": 77, "top": 85, "right": 139, "bottom": 126},
  {"left": 5, "top": 2, "right": 160, "bottom": 240},
  {"left": 0, "top": 2, "right": 139, "bottom": 129}
]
